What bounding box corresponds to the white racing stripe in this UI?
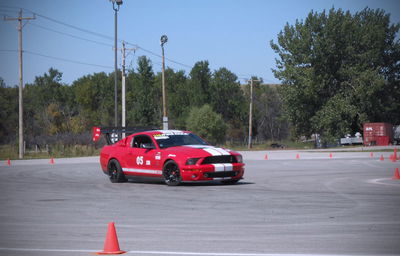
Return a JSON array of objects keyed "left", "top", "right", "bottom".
[
  {"left": 213, "top": 163, "right": 225, "bottom": 172},
  {"left": 212, "top": 163, "right": 233, "bottom": 172},
  {"left": 185, "top": 145, "right": 230, "bottom": 155},
  {"left": 213, "top": 147, "right": 230, "bottom": 155},
  {"left": 204, "top": 147, "right": 224, "bottom": 156},
  {"left": 122, "top": 168, "right": 162, "bottom": 175}
]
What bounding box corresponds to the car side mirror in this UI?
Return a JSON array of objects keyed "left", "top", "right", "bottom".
[{"left": 141, "top": 143, "right": 155, "bottom": 149}]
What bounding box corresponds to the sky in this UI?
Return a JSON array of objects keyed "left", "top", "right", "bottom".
[{"left": 0, "top": 0, "right": 399, "bottom": 87}]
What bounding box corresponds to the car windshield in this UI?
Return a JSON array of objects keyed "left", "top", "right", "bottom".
[{"left": 153, "top": 132, "right": 208, "bottom": 149}]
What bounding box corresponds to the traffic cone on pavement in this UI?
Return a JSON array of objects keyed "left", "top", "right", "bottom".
[
  {"left": 96, "top": 222, "right": 126, "bottom": 255},
  {"left": 7, "top": 159, "right": 11, "bottom": 166},
  {"left": 50, "top": 158, "right": 55, "bottom": 164},
  {"left": 370, "top": 152, "right": 374, "bottom": 158},
  {"left": 380, "top": 155, "right": 384, "bottom": 161},
  {"left": 393, "top": 168, "right": 400, "bottom": 180},
  {"left": 329, "top": 153, "right": 333, "bottom": 159},
  {"left": 296, "top": 153, "right": 300, "bottom": 159},
  {"left": 394, "top": 148, "right": 399, "bottom": 160},
  {"left": 264, "top": 153, "right": 268, "bottom": 160}
]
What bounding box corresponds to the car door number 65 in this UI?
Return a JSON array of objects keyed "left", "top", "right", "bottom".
[{"left": 136, "top": 156, "right": 144, "bottom": 165}]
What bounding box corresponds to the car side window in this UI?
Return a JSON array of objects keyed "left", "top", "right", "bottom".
[{"left": 132, "top": 135, "right": 155, "bottom": 149}]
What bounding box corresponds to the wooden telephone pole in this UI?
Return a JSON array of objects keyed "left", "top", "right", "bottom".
[{"left": 4, "top": 9, "right": 35, "bottom": 159}]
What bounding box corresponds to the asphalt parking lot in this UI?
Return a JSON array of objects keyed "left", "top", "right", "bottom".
[{"left": 0, "top": 149, "right": 399, "bottom": 256}]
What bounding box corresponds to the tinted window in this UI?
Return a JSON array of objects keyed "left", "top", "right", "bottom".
[
  {"left": 132, "top": 135, "right": 155, "bottom": 148},
  {"left": 154, "top": 133, "right": 208, "bottom": 149}
]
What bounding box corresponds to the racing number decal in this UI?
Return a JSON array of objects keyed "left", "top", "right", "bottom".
[{"left": 136, "top": 156, "right": 144, "bottom": 165}]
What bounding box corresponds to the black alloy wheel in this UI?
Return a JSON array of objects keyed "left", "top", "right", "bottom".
[
  {"left": 108, "top": 159, "right": 127, "bottom": 183},
  {"left": 163, "top": 160, "right": 181, "bottom": 186}
]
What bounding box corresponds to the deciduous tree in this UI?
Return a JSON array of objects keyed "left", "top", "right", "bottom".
[{"left": 271, "top": 8, "right": 400, "bottom": 139}]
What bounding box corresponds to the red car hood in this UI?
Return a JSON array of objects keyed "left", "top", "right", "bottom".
[{"left": 162, "top": 145, "right": 236, "bottom": 158}]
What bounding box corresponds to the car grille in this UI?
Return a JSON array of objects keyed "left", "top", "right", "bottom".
[
  {"left": 204, "top": 171, "right": 238, "bottom": 178},
  {"left": 201, "top": 155, "right": 237, "bottom": 164}
]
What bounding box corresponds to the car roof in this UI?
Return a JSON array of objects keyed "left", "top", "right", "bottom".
[{"left": 132, "top": 130, "right": 192, "bottom": 137}]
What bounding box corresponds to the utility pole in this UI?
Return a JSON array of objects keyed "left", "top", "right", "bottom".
[
  {"left": 248, "top": 78, "right": 261, "bottom": 149},
  {"left": 4, "top": 9, "right": 35, "bottom": 159},
  {"left": 120, "top": 41, "right": 136, "bottom": 137}
]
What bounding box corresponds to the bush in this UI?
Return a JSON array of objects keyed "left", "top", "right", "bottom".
[{"left": 186, "top": 104, "right": 227, "bottom": 144}]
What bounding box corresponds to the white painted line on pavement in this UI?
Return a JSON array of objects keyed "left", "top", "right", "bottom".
[
  {"left": 126, "top": 251, "right": 359, "bottom": 256},
  {"left": 0, "top": 247, "right": 96, "bottom": 253},
  {"left": 366, "top": 178, "right": 400, "bottom": 187},
  {"left": 0, "top": 247, "right": 387, "bottom": 256}
]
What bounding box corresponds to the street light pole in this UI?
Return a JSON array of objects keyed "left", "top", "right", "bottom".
[
  {"left": 111, "top": 0, "right": 122, "bottom": 127},
  {"left": 160, "top": 35, "right": 168, "bottom": 130},
  {"left": 248, "top": 78, "right": 260, "bottom": 149}
]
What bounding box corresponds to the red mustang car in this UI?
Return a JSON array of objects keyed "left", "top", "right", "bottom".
[{"left": 99, "top": 130, "right": 245, "bottom": 185}]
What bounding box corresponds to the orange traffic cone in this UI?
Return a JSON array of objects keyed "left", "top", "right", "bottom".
[
  {"left": 329, "top": 153, "right": 333, "bottom": 159},
  {"left": 370, "top": 152, "right": 374, "bottom": 158},
  {"left": 380, "top": 155, "right": 384, "bottom": 161},
  {"left": 393, "top": 168, "right": 400, "bottom": 180},
  {"left": 394, "top": 148, "right": 399, "bottom": 160},
  {"left": 390, "top": 154, "right": 397, "bottom": 162},
  {"left": 264, "top": 153, "right": 268, "bottom": 160},
  {"left": 7, "top": 159, "right": 11, "bottom": 166},
  {"left": 296, "top": 153, "right": 300, "bottom": 159},
  {"left": 96, "top": 222, "right": 126, "bottom": 255},
  {"left": 50, "top": 158, "right": 55, "bottom": 164}
]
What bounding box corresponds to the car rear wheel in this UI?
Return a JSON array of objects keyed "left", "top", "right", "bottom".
[
  {"left": 163, "top": 160, "right": 181, "bottom": 186},
  {"left": 108, "top": 159, "right": 127, "bottom": 183}
]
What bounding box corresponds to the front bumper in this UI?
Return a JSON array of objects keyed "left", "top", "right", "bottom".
[{"left": 180, "top": 163, "right": 245, "bottom": 181}]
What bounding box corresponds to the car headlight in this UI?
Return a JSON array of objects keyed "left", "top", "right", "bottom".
[
  {"left": 186, "top": 158, "right": 200, "bottom": 165},
  {"left": 235, "top": 155, "right": 243, "bottom": 163}
]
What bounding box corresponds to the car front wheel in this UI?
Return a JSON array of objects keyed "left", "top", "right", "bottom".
[{"left": 163, "top": 160, "right": 181, "bottom": 186}]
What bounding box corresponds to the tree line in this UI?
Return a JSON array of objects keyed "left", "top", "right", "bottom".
[{"left": 0, "top": 58, "right": 287, "bottom": 146}]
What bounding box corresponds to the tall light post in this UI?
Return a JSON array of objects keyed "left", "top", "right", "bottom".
[
  {"left": 248, "top": 78, "right": 260, "bottom": 149},
  {"left": 110, "top": 0, "right": 122, "bottom": 127},
  {"left": 160, "top": 35, "right": 168, "bottom": 130}
]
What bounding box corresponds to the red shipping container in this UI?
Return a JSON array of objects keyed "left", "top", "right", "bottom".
[{"left": 363, "top": 123, "right": 393, "bottom": 146}]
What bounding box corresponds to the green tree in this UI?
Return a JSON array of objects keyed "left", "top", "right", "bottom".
[
  {"left": 130, "top": 56, "right": 160, "bottom": 127},
  {"left": 188, "top": 61, "right": 212, "bottom": 107},
  {"left": 254, "top": 85, "right": 288, "bottom": 141},
  {"left": 186, "top": 104, "right": 227, "bottom": 144},
  {"left": 155, "top": 68, "right": 189, "bottom": 129},
  {"left": 24, "top": 68, "right": 75, "bottom": 136},
  {"left": 0, "top": 78, "right": 18, "bottom": 143},
  {"left": 72, "top": 71, "right": 114, "bottom": 130},
  {"left": 210, "top": 67, "right": 246, "bottom": 122},
  {"left": 270, "top": 8, "right": 400, "bottom": 139}
]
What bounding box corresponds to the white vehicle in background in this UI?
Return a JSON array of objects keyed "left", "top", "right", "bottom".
[
  {"left": 394, "top": 125, "right": 400, "bottom": 145},
  {"left": 340, "top": 132, "right": 363, "bottom": 146}
]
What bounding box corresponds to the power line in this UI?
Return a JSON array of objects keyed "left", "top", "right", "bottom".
[
  {"left": 3, "top": 5, "right": 194, "bottom": 70},
  {"left": 29, "top": 22, "right": 113, "bottom": 47},
  {"left": 0, "top": 49, "right": 113, "bottom": 69},
  {"left": 125, "top": 42, "right": 192, "bottom": 69},
  {"left": 1, "top": 5, "right": 116, "bottom": 41},
  {"left": 0, "top": 49, "right": 18, "bottom": 52},
  {"left": 24, "top": 50, "right": 113, "bottom": 69}
]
